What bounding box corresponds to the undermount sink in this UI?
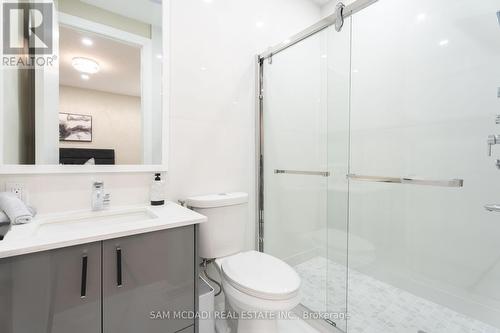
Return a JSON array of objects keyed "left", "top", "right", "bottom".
[{"left": 34, "top": 208, "right": 158, "bottom": 238}]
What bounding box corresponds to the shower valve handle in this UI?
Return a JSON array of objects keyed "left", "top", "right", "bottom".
[{"left": 487, "top": 135, "right": 500, "bottom": 156}]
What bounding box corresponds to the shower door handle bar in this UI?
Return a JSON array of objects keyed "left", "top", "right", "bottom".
[
  {"left": 275, "top": 169, "right": 330, "bottom": 177},
  {"left": 347, "top": 174, "right": 464, "bottom": 188},
  {"left": 485, "top": 204, "right": 500, "bottom": 212}
]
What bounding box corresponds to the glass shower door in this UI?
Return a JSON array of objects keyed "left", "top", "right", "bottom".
[
  {"left": 261, "top": 21, "right": 352, "bottom": 329},
  {"left": 263, "top": 22, "right": 349, "bottom": 325},
  {"left": 262, "top": 28, "right": 330, "bottom": 315},
  {"left": 347, "top": 0, "right": 500, "bottom": 332}
]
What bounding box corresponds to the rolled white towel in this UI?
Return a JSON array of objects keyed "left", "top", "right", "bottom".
[
  {"left": 0, "top": 206, "right": 37, "bottom": 225},
  {"left": 0, "top": 192, "right": 34, "bottom": 225}
]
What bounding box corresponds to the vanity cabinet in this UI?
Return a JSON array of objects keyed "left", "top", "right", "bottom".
[
  {"left": 102, "top": 226, "right": 195, "bottom": 333},
  {"left": 0, "top": 225, "right": 196, "bottom": 333},
  {"left": 0, "top": 242, "right": 102, "bottom": 333}
]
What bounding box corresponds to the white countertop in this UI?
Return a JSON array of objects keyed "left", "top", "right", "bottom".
[{"left": 0, "top": 202, "right": 206, "bottom": 259}]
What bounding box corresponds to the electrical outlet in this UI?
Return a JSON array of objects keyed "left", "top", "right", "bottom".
[{"left": 5, "top": 182, "right": 27, "bottom": 202}]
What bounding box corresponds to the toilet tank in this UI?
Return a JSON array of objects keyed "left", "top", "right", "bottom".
[{"left": 186, "top": 192, "right": 248, "bottom": 259}]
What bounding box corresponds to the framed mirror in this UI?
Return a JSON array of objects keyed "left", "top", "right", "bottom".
[{"left": 0, "top": 0, "right": 168, "bottom": 174}]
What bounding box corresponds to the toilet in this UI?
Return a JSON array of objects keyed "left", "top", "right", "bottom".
[{"left": 185, "top": 193, "right": 301, "bottom": 333}]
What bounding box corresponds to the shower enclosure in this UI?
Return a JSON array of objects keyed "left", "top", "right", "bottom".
[{"left": 257, "top": 0, "right": 500, "bottom": 332}]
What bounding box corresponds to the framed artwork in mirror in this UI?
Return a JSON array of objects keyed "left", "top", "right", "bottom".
[{"left": 59, "top": 113, "right": 93, "bottom": 142}]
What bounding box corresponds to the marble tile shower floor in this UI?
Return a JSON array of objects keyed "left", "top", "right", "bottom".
[{"left": 294, "top": 257, "right": 500, "bottom": 333}]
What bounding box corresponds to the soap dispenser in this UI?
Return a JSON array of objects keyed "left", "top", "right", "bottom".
[{"left": 150, "top": 173, "right": 165, "bottom": 206}]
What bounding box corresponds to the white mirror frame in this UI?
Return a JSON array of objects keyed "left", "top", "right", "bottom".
[{"left": 0, "top": 1, "right": 169, "bottom": 174}]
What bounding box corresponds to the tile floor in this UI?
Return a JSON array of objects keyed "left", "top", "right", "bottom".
[
  {"left": 294, "top": 257, "right": 500, "bottom": 333},
  {"left": 277, "top": 315, "right": 322, "bottom": 333},
  {"left": 215, "top": 315, "right": 320, "bottom": 333}
]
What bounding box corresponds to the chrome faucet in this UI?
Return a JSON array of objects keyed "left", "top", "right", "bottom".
[{"left": 91, "top": 181, "right": 111, "bottom": 211}]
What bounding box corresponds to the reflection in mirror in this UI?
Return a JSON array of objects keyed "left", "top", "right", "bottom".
[
  {"left": 1, "top": 0, "right": 164, "bottom": 167},
  {"left": 58, "top": 25, "right": 143, "bottom": 165}
]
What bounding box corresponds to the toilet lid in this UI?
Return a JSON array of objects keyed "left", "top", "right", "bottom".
[{"left": 221, "top": 251, "right": 301, "bottom": 300}]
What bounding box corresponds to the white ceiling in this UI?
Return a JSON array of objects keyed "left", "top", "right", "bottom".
[
  {"left": 59, "top": 25, "right": 141, "bottom": 97},
  {"left": 81, "top": 0, "right": 162, "bottom": 26}
]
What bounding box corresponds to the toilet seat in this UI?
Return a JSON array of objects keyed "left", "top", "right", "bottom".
[{"left": 220, "top": 251, "right": 301, "bottom": 301}]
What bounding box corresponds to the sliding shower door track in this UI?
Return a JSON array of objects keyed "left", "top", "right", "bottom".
[
  {"left": 258, "top": 0, "right": 379, "bottom": 61},
  {"left": 293, "top": 304, "right": 346, "bottom": 333}
]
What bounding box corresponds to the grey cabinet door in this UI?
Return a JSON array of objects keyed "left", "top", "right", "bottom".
[
  {"left": 102, "top": 226, "right": 195, "bottom": 333},
  {"left": 0, "top": 243, "right": 101, "bottom": 333}
]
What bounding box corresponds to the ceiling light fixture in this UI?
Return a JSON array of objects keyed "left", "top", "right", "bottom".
[
  {"left": 81, "top": 38, "right": 93, "bottom": 46},
  {"left": 81, "top": 74, "right": 90, "bottom": 80},
  {"left": 416, "top": 13, "right": 427, "bottom": 22},
  {"left": 72, "top": 57, "right": 100, "bottom": 74},
  {"left": 439, "top": 39, "right": 449, "bottom": 47}
]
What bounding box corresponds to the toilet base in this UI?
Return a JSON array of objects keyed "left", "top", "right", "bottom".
[
  {"left": 221, "top": 282, "right": 300, "bottom": 333},
  {"left": 215, "top": 253, "right": 301, "bottom": 333}
]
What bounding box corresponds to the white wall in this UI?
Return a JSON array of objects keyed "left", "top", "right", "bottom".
[
  {"left": 0, "top": 173, "right": 153, "bottom": 213},
  {"left": 0, "top": 0, "right": 321, "bottom": 251},
  {"left": 166, "top": 0, "right": 321, "bottom": 250},
  {"left": 320, "top": 0, "right": 355, "bottom": 17},
  {"left": 59, "top": 85, "right": 142, "bottom": 165},
  {"left": 321, "top": 0, "right": 338, "bottom": 17}
]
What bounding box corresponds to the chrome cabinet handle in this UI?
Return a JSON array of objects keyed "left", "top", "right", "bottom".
[
  {"left": 116, "top": 247, "right": 122, "bottom": 288},
  {"left": 80, "top": 255, "right": 88, "bottom": 299}
]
